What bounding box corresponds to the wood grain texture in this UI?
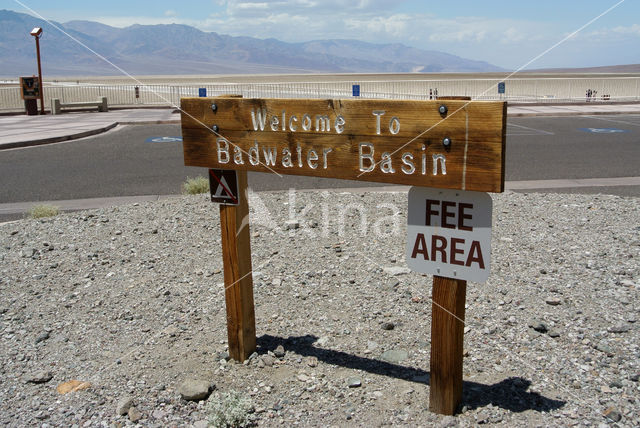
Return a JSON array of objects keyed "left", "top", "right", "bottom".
[
  {"left": 181, "top": 97, "right": 506, "bottom": 192},
  {"left": 430, "top": 276, "right": 467, "bottom": 415},
  {"left": 219, "top": 170, "right": 256, "bottom": 362}
]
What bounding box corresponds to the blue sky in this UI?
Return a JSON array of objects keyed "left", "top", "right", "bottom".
[{"left": 8, "top": 0, "right": 640, "bottom": 69}]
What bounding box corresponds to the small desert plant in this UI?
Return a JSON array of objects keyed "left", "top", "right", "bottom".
[
  {"left": 182, "top": 176, "right": 209, "bottom": 195},
  {"left": 29, "top": 204, "right": 60, "bottom": 219},
  {"left": 207, "top": 390, "right": 253, "bottom": 428}
]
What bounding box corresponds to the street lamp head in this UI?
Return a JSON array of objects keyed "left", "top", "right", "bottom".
[{"left": 30, "top": 27, "right": 43, "bottom": 37}]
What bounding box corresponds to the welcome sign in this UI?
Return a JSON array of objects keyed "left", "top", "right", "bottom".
[
  {"left": 181, "top": 98, "right": 506, "bottom": 193},
  {"left": 180, "top": 95, "right": 507, "bottom": 416}
]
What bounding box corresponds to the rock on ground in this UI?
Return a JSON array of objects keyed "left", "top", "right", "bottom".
[{"left": 178, "top": 379, "right": 213, "bottom": 401}]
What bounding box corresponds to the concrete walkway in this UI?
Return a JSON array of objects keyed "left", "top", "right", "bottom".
[
  {"left": 1, "top": 103, "right": 639, "bottom": 150},
  {"left": 0, "top": 108, "right": 180, "bottom": 150},
  {"left": 507, "top": 102, "right": 640, "bottom": 117}
]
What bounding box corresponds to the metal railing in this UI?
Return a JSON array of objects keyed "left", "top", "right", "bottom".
[{"left": 1, "top": 77, "right": 639, "bottom": 112}]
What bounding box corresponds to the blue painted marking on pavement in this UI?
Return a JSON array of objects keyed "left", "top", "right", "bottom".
[
  {"left": 579, "top": 128, "right": 628, "bottom": 134},
  {"left": 145, "top": 136, "right": 183, "bottom": 143}
]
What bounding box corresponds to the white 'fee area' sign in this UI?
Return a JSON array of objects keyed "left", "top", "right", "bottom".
[{"left": 406, "top": 187, "right": 492, "bottom": 283}]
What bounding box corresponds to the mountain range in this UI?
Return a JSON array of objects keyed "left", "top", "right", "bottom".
[{"left": 0, "top": 9, "right": 504, "bottom": 77}]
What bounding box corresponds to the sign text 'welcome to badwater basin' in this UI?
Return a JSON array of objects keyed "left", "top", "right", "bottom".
[{"left": 181, "top": 97, "right": 507, "bottom": 193}]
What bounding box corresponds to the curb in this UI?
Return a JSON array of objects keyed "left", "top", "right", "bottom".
[
  {"left": 508, "top": 110, "right": 640, "bottom": 117},
  {"left": 0, "top": 122, "right": 118, "bottom": 150},
  {"left": 118, "top": 120, "right": 181, "bottom": 125},
  {"left": 0, "top": 195, "right": 180, "bottom": 223}
]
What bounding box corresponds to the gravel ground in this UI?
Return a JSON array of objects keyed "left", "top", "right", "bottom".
[{"left": 0, "top": 189, "right": 638, "bottom": 427}]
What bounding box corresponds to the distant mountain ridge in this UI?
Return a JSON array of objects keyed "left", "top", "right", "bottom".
[
  {"left": 0, "top": 9, "right": 503, "bottom": 77},
  {"left": 532, "top": 64, "right": 640, "bottom": 73}
]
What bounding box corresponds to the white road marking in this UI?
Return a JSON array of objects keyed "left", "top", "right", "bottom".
[{"left": 507, "top": 122, "right": 555, "bottom": 135}]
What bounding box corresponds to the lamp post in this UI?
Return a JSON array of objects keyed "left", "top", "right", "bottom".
[{"left": 30, "top": 27, "right": 45, "bottom": 115}]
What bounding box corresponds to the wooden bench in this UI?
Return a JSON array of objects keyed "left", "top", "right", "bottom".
[{"left": 51, "top": 97, "right": 108, "bottom": 114}]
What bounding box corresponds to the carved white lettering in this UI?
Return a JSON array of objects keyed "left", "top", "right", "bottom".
[
  {"left": 380, "top": 152, "right": 395, "bottom": 174},
  {"left": 249, "top": 110, "right": 347, "bottom": 134},
  {"left": 250, "top": 108, "right": 267, "bottom": 131},
  {"left": 288, "top": 115, "right": 298, "bottom": 132},
  {"left": 422, "top": 144, "right": 427, "bottom": 175},
  {"left": 322, "top": 148, "right": 332, "bottom": 169},
  {"left": 302, "top": 114, "right": 312, "bottom": 131},
  {"left": 401, "top": 153, "right": 415, "bottom": 174},
  {"left": 217, "top": 137, "right": 230, "bottom": 164},
  {"left": 249, "top": 141, "right": 260, "bottom": 166},
  {"left": 433, "top": 154, "right": 447, "bottom": 175},
  {"left": 307, "top": 149, "right": 318, "bottom": 169},
  {"left": 372, "top": 110, "right": 385, "bottom": 135},
  {"left": 213, "top": 135, "right": 453, "bottom": 180},
  {"left": 335, "top": 115, "right": 345, "bottom": 134},
  {"left": 233, "top": 146, "right": 244, "bottom": 164},
  {"left": 263, "top": 147, "right": 277, "bottom": 166},
  {"left": 270, "top": 115, "right": 279, "bottom": 131},
  {"left": 389, "top": 117, "right": 400, "bottom": 135},
  {"left": 282, "top": 148, "right": 293, "bottom": 167},
  {"left": 315, "top": 115, "right": 330, "bottom": 132},
  {"left": 359, "top": 142, "right": 375, "bottom": 172},
  {"left": 296, "top": 144, "right": 303, "bottom": 167}
]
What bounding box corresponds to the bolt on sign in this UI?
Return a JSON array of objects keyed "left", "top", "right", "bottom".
[
  {"left": 181, "top": 97, "right": 506, "bottom": 192},
  {"left": 181, "top": 96, "right": 506, "bottom": 416}
]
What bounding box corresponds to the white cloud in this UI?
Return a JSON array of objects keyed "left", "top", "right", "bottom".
[
  {"left": 503, "top": 27, "right": 525, "bottom": 43},
  {"left": 344, "top": 14, "right": 410, "bottom": 38},
  {"left": 164, "top": 10, "right": 178, "bottom": 17},
  {"left": 612, "top": 24, "right": 640, "bottom": 35},
  {"left": 223, "top": 0, "right": 405, "bottom": 17},
  {"left": 564, "top": 23, "right": 640, "bottom": 44},
  {"left": 200, "top": 8, "right": 545, "bottom": 48},
  {"left": 234, "top": 2, "right": 270, "bottom": 10}
]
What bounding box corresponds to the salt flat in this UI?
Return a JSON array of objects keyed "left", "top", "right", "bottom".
[{"left": 50, "top": 71, "right": 640, "bottom": 86}]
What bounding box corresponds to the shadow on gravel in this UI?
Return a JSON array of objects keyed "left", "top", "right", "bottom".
[{"left": 257, "top": 334, "right": 566, "bottom": 414}]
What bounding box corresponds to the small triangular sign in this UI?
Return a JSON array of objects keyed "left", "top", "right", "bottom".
[
  {"left": 214, "top": 175, "right": 234, "bottom": 199},
  {"left": 209, "top": 169, "right": 239, "bottom": 205}
]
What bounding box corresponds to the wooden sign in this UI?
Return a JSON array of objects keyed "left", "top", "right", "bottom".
[
  {"left": 181, "top": 97, "right": 506, "bottom": 193},
  {"left": 180, "top": 95, "right": 508, "bottom": 416}
]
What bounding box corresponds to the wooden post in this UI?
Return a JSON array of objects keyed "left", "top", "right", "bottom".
[
  {"left": 219, "top": 170, "right": 256, "bottom": 362},
  {"left": 429, "top": 276, "right": 467, "bottom": 415}
]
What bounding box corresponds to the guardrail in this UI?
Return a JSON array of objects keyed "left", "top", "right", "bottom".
[{"left": 1, "top": 77, "right": 639, "bottom": 111}]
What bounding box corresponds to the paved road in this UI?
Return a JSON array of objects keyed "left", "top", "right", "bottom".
[
  {"left": 0, "top": 115, "right": 638, "bottom": 220},
  {"left": 505, "top": 114, "right": 640, "bottom": 196}
]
